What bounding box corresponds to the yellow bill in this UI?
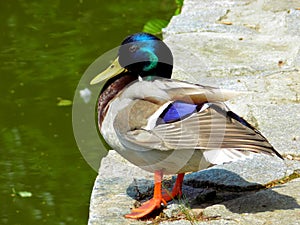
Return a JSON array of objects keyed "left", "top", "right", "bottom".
[{"left": 90, "top": 57, "right": 126, "bottom": 85}]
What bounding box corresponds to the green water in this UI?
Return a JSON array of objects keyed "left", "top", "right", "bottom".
[{"left": 0, "top": 1, "right": 176, "bottom": 224}]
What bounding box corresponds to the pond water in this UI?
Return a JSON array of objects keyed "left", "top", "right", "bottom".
[{"left": 0, "top": 1, "right": 176, "bottom": 224}]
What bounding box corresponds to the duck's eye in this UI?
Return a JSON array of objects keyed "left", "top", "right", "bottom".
[{"left": 129, "top": 45, "right": 138, "bottom": 53}]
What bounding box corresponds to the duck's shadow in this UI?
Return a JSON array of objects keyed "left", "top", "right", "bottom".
[{"left": 126, "top": 168, "right": 300, "bottom": 214}]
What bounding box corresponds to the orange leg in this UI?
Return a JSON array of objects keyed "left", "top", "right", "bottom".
[
  {"left": 125, "top": 170, "right": 167, "bottom": 219},
  {"left": 162, "top": 173, "right": 185, "bottom": 202}
]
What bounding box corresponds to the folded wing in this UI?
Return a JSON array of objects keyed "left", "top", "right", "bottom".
[{"left": 113, "top": 79, "right": 282, "bottom": 165}]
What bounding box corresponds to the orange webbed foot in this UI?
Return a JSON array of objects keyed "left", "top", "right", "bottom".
[
  {"left": 125, "top": 170, "right": 167, "bottom": 219},
  {"left": 125, "top": 197, "right": 166, "bottom": 219},
  {"left": 125, "top": 172, "right": 185, "bottom": 219}
]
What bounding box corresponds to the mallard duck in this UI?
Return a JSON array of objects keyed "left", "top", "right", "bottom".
[{"left": 90, "top": 32, "right": 283, "bottom": 219}]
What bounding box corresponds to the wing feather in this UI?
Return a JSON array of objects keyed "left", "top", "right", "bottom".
[
  {"left": 115, "top": 101, "right": 280, "bottom": 156},
  {"left": 112, "top": 79, "right": 282, "bottom": 165}
]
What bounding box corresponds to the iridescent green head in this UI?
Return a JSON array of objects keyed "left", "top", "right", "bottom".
[
  {"left": 90, "top": 32, "right": 173, "bottom": 85},
  {"left": 119, "top": 32, "right": 173, "bottom": 78}
]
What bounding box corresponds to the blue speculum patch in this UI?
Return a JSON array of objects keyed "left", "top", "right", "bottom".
[{"left": 159, "top": 101, "right": 199, "bottom": 123}]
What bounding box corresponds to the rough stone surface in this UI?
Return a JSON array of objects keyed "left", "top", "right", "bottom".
[
  {"left": 89, "top": 151, "right": 300, "bottom": 225},
  {"left": 89, "top": 0, "right": 300, "bottom": 224},
  {"left": 200, "top": 178, "right": 300, "bottom": 225}
]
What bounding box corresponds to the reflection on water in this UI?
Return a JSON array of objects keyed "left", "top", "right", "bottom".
[{"left": 0, "top": 0, "right": 175, "bottom": 224}]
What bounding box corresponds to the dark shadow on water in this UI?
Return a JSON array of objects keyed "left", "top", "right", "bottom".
[{"left": 126, "top": 168, "right": 300, "bottom": 214}]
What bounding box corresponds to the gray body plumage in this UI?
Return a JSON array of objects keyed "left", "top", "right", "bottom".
[{"left": 100, "top": 78, "right": 278, "bottom": 174}]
